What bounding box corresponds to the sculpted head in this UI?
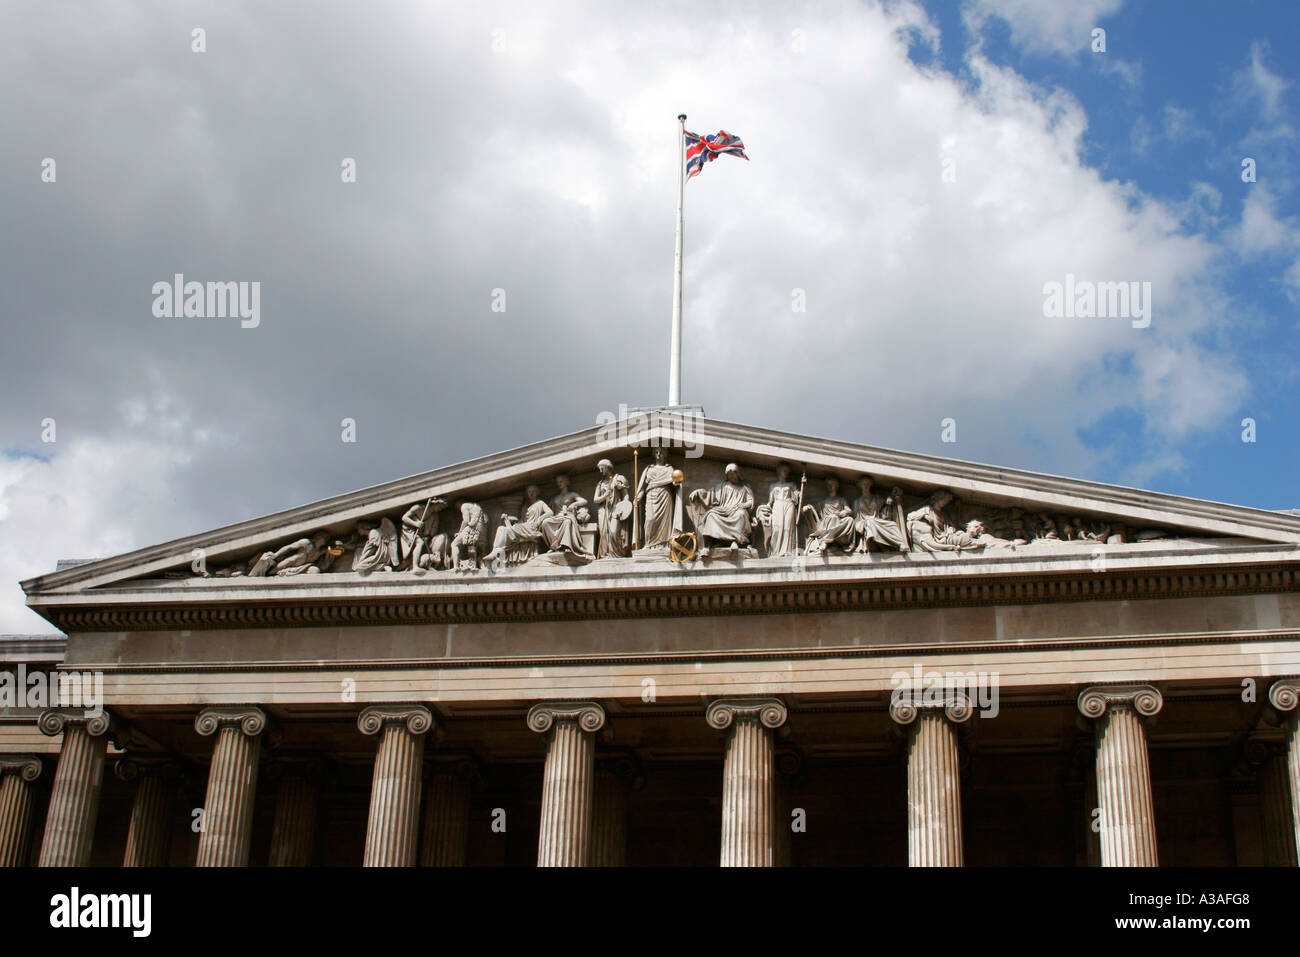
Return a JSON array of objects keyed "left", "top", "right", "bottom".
[
  {"left": 597, "top": 458, "right": 613, "bottom": 477},
  {"left": 929, "top": 490, "right": 953, "bottom": 509},
  {"left": 858, "top": 475, "right": 874, "bottom": 493},
  {"left": 525, "top": 485, "right": 540, "bottom": 501},
  {"left": 555, "top": 474, "right": 571, "bottom": 493},
  {"left": 312, "top": 531, "right": 330, "bottom": 548},
  {"left": 724, "top": 463, "right": 741, "bottom": 482},
  {"left": 825, "top": 476, "right": 840, "bottom": 496},
  {"left": 776, "top": 462, "right": 791, "bottom": 482},
  {"left": 653, "top": 447, "right": 667, "bottom": 464}
]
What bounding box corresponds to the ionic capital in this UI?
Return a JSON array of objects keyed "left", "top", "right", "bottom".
[
  {"left": 1268, "top": 678, "right": 1300, "bottom": 714},
  {"left": 113, "top": 755, "right": 183, "bottom": 783},
  {"left": 357, "top": 705, "right": 434, "bottom": 737},
  {"left": 889, "top": 689, "right": 972, "bottom": 725},
  {"left": 0, "top": 755, "right": 43, "bottom": 782},
  {"left": 705, "top": 697, "right": 788, "bottom": 731},
  {"left": 526, "top": 701, "right": 606, "bottom": 735},
  {"left": 195, "top": 706, "right": 268, "bottom": 738},
  {"left": 38, "top": 708, "right": 115, "bottom": 739},
  {"left": 1077, "top": 684, "right": 1163, "bottom": 719}
]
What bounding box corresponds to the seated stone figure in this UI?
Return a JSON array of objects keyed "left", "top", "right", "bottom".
[
  {"left": 803, "top": 477, "right": 855, "bottom": 556},
  {"left": 482, "top": 486, "right": 551, "bottom": 568},
  {"left": 353, "top": 518, "right": 400, "bottom": 572},
  {"left": 539, "top": 475, "right": 593, "bottom": 562},
  {"left": 689, "top": 463, "right": 755, "bottom": 555}
]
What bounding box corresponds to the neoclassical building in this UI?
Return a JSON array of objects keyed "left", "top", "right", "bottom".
[{"left": 2, "top": 414, "right": 1299, "bottom": 866}]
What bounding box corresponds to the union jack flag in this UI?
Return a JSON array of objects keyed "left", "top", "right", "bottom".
[{"left": 685, "top": 129, "right": 748, "bottom": 180}]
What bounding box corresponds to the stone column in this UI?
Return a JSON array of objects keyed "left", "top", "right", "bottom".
[
  {"left": 1269, "top": 679, "right": 1300, "bottom": 865},
  {"left": 527, "top": 701, "right": 606, "bottom": 867},
  {"left": 890, "top": 692, "right": 970, "bottom": 866},
  {"left": 773, "top": 748, "right": 805, "bottom": 868},
  {"left": 1077, "top": 685, "right": 1162, "bottom": 867},
  {"left": 37, "top": 710, "right": 114, "bottom": 867},
  {"left": 1257, "top": 749, "right": 1297, "bottom": 866},
  {"left": 706, "top": 697, "right": 788, "bottom": 867},
  {"left": 590, "top": 751, "right": 644, "bottom": 867},
  {"left": 267, "top": 757, "right": 323, "bottom": 867},
  {"left": 0, "top": 756, "right": 43, "bottom": 867},
  {"left": 420, "top": 759, "right": 477, "bottom": 867},
  {"left": 194, "top": 707, "right": 267, "bottom": 867},
  {"left": 116, "top": 758, "right": 180, "bottom": 867},
  {"left": 359, "top": 705, "right": 433, "bottom": 866}
]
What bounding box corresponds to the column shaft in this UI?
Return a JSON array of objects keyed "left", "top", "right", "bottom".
[
  {"left": 122, "top": 769, "right": 176, "bottom": 867},
  {"left": 590, "top": 768, "right": 628, "bottom": 867},
  {"left": 269, "top": 773, "right": 319, "bottom": 867},
  {"left": 906, "top": 710, "right": 964, "bottom": 866},
  {"left": 720, "top": 718, "right": 774, "bottom": 866},
  {"left": 1286, "top": 714, "right": 1300, "bottom": 865},
  {"left": 0, "top": 760, "right": 42, "bottom": 867},
  {"left": 420, "top": 772, "right": 470, "bottom": 867},
  {"left": 197, "top": 726, "right": 261, "bottom": 866},
  {"left": 363, "top": 725, "right": 425, "bottom": 866},
  {"left": 537, "top": 720, "right": 596, "bottom": 866},
  {"left": 39, "top": 725, "right": 106, "bottom": 866},
  {"left": 1095, "top": 708, "right": 1158, "bottom": 866}
]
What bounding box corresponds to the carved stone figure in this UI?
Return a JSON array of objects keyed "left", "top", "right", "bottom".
[
  {"left": 483, "top": 485, "right": 551, "bottom": 568},
  {"left": 852, "top": 476, "right": 909, "bottom": 553},
  {"left": 689, "top": 463, "right": 755, "bottom": 555},
  {"left": 249, "top": 531, "right": 333, "bottom": 576},
  {"left": 400, "top": 498, "right": 448, "bottom": 571},
  {"left": 803, "top": 477, "right": 855, "bottom": 556},
  {"left": 907, "top": 491, "right": 1005, "bottom": 555},
  {"left": 756, "top": 462, "right": 799, "bottom": 558},
  {"left": 593, "top": 460, "right": 631, "bottom": 558},
  {"left": 636, "top": 447, "right": 680, "bottom": 550},
  {"left": 450, "top": 501, "right": 489, "bottom": 570},
  {"left": 540, "top": 475, "right": 592, "bottom": 561},
  {"left": 353, "top": 519, "right": 400, "bottom": 572}
]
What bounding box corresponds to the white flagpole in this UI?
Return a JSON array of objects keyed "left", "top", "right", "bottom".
[{"left": 668, "top": 113, "right": 686, "bottom": 408}]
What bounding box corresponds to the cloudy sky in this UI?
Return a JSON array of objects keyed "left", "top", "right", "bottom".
[{"left": 2, "top": 0, "right": 1297, "bottom": 633}]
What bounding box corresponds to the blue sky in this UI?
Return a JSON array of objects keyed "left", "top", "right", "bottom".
[{"left": 911, "top": 0, "right": 1298, "bottom": 509}]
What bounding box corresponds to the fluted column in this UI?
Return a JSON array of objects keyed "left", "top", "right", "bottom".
[
  {"left": 37, "top": 710, "right": 114, "bottom": 866},
  {"left": 359, "top": 705, "right": 432, "bottom": 866},
  {"left": 1077, "top": 685, "right": 1162, "bottom": 867},
  {"left": 590, "top": 751, "right": 643, "bottom": 867},
  {"left": 267, "top": 757, "right": 323, "bottom": 867},
  {"left": 194, "top": 707, "right": 267, "bottom": 867},
  {"left": 1269, "top": 679, "right": 1300, "bottom": 865},
  {"left": 706, "top": 697, "right": 788, "bottom": 867},
  {"left": 0, "top": 756, "right": 43, "bottom": 867},
  {"left": 890, "top": 692, "right": 970, "bottom": 866},
  {"left": 419, "top": 759, "right": 476, "bottom": 867},
  {"left": 527, "top": 701, "right": 606, "bottom": 867},
  {"left": 116, "top": 758, "right": 180, "bottom": 867}
]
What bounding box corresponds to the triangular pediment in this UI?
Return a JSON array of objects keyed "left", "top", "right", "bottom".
[{"left": 22, "top": 415, "right": 1300, "bottom": 619}]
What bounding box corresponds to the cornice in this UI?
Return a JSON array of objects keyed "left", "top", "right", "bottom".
[{"left": 31, "top": 555, "right": 1300, "bottom": 632}]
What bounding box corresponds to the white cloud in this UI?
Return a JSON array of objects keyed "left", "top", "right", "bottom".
[
  {"left": 963, "top": 0, "right": 1125, "bottom": 57},
  {"left": 0, "top": 0, "right": 1268, "bottom": 628},
  {"left": 1234, "top": 41, "right": 1290, "bottom": 121}
]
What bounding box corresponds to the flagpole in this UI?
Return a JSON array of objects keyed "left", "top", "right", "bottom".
[{"left": 668, "top": 113, "right": 686, "bottom": 408}]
